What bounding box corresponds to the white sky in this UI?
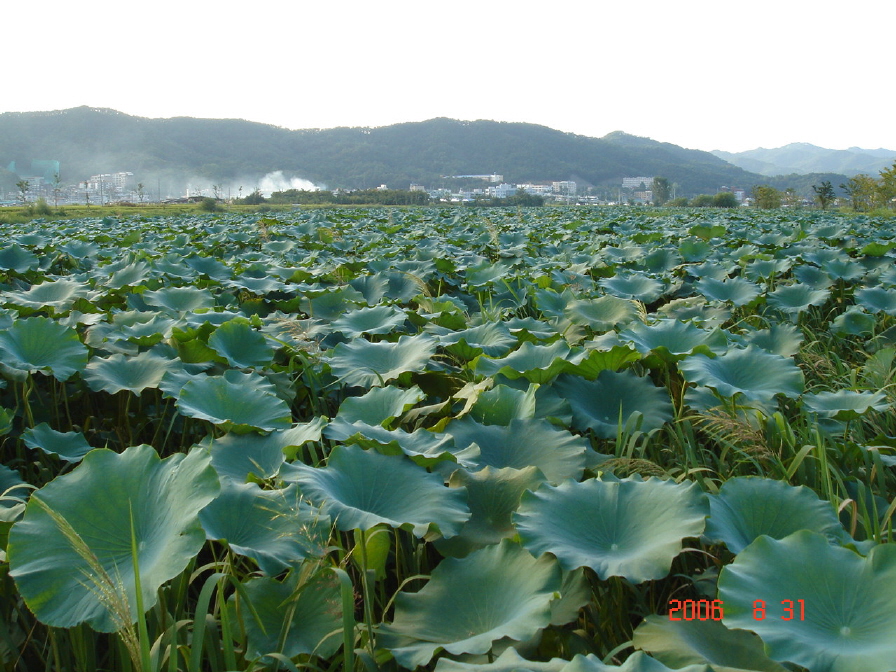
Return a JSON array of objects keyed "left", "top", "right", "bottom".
[{"left": 5, "top": 0, "right": 894, "bottom": 153}]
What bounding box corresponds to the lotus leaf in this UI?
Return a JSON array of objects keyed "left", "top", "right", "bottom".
[
  {"left": 829, "top": 306, "right": 876, "bottom": 336},
  {"left": 83, "top": 351, "right": 172, "bottom": 395},
  {"left": 0, "top": 317, "right": 88, "bottom": 381},
  {"left": 8, "top": 444, "right": 219, "bottom": 631},
  {"left": 105, "top": 261, "right": 151, "bottom": 289},
  {"left": 719, "top": 530, "right": 896, "bottom": 672},
  {"left": 142, "top": 286, "right": 216, "bottom": 313},
  {"left": 233, "top": 572, "right": 342, "bottom": 660},
  {"left": 282, "top": 444, "right": 470, "bottom": 537},
  {"left": 618, "top": 320, "right": 726, "bottom": 359},
  {"left": 551, "top": 370, "right": 674, "bottom": 438},
  {"left": 0, "top": 464, "right": 30, "bottom": 509},
  {"left": 330, "top": 305, "right": 408, "bottom": 337},
  {"left": 704, "top": 477, "right": 847, "bottom": 553},
  {"left": 743, "top": 258, "right": 791, "bottom": 281},
  {"left": 336, "top": 385, "right": 425, "bottom": 426},
  {"left": 855, "top": 286, "right": 896, "bottom": 315},
  {"left": 445, "top": 417, "right": 588, "bottom": 483},
  {"left": 207, "top": 319, "right": 276, "bottom": 368},
  {"left": 379, "top": 540, "right": 561, "bottom": 668},
  {"left": 739, "top": 323, "right": 803, "bottom": 357},
  {"left": 515, "top": 477, "right": 707, "bottom": 582},
  {"left": 475, "top": 340, "right": 573, "bottom": 383},
  {"left": 766, "top": 284, "right": 830, "bottom": 315},
  {"left": 678, "top": 346, "right": 804, "bottom": 404},
  {"left": 802, "top": 389, "right": 889, "bottom": 420},
  {"left": 3, "top": 279, "right": 92, "bottom": 311},
  {"left": 436, "top": 322, "right": 517, "bottom": 359},
  {"left": 565, "top": 295, "right": 639, "bottom": 331},
  {"left": 209, "top": 418, "right": 326, "bottom": 482},
  {"left": 695, "top": 277, "right": 761, "bottom": 306},
  {"left": 0, "top": 244, "right": 40, "bottom": 273},
  {"left": 438, "top": 466, "right": 544, "bottom": 557},
  {"left": 22, "top": 423, "right": 93, "bottom": 463},
  {"left": 328, "top": 333, "right": 436, "bottom": 387},
  {"left": 200, "top": 482, "right": 329, "bottom": 574},
  {"left": 632, "top": 615, "right": 787, "bottom": 672},
  {"left": 176, "top": 370, "right": 293, "bottom": 433},
  {"left": 183, "top": 255, "right": 232, "bottom": 281}
]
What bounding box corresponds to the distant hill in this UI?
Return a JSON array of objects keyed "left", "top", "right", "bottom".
[
  {"left": 0, "top": 107, "right": 838, "bottom": 197},
  {"left": 713, "top": 143, "right": 896, "bottom": 177}
]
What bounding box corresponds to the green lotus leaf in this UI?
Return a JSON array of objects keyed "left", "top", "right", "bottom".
[
  {"left": 323, "top": 419, "right": 479, "bottom": 468},
  {"left": 433, "top": 647, "right": 568, "bottom": 672},
  {"left": 232, "top": 572, "right": 342, "bottom": 661},
  {"left": 643, "top": 248, "right": 682, "bottom": 274},
  {"left": 438, "top": 466, "right": 545, "bottom": 557},
  {"left": 0, "top": 244, "right": 40, "bottom": 273},
  {"left": 7, "top": 444, "right": 219, "bottom": 632},
  {"left": 704, "top": 477, "right": 848, "bottom": 553},
  {"left": 695, "top": 277, "right": 761, "bottom": 307},
  {"left": 176, "top": 370, "right": 293, "bottom": 433},
  {"left": 336, "top": 385, "right": 425, "bottom": 426},
  {"left": 4, "top": 279, "right": 92, "bottom": 311},
  {"left": 743, "top": 258, "right": 791, "bottom": 281},
  {"left": 562, "top": 345, "right": 643, "bottom": 379},
  {"left": 820, "top": 258, "right": 864, "bottom": 281},
  {"left": 765, "top": 284, "right": 830, "bottom": 315},
  {"left": 618, "top": 320, "right": 727, "bottom": 359},
  {"left": 200, "top": 482, "right": 329, "bottom": 574},
  {"left": 207, "top": 319, "right": 276, "bottom": 368},
  {"left": 655, "top": 297, "right": 730, "bottom": 329},
  {"left": 829, "top": 306, "right": 876, "bottom": 336},
  {"left": 119, "top": 314, "right": 180, "bottom": 346},
  {"left": 468, "top": 383, "right": 538, "bottom": 425},
  {"left": 329, "top": 305, "right": 408, "bottom": 337},
  {"left": 802, "top": 389, "right": 890, "bottom": 421},
  {"left": 437, "top": 322, "right": 517, "bottom": 359},
  {"left": 515, "top": 477, "right": 707, "bottom": 582},
  {"left": 600, "top": 273, "right": 664, "bottom": 303},
  {"left": 718, "top": 530, "right": 896, "bottom": 672},
  {"left": 475, "top": 340, "right": 573, "bottom": 383},
  {"left": 22, "top": 423, "right": 93, "bottom": 463},
  {"left": 0, "top": 464, "right": 31, "bottom": 510},
  {"left": 227, "top": 274, "right": 286, "bottom": 294},
  {"left": 565, "top": 296, "right": 639, "bottom": 331},
  {"left": 632, "top": 615, "right": 787, "bottom": 672},
  {"left": 739, "top": 323, "right": 803, "bottom": 357},
  {"left": 329, "top": 333, "right": 436, "bottom": 388},
  {"left": 282, "top": 444, "right": 470, "bottom": 537},
  {"left": 445, "top": 417, "right": 588, "bottom": 483},
  {"left": 83, "top": 351, "right": 172, "bottom": 395},
  {"left": 379, "top": 540, "right": 561, "bottom": 668},
  {"left": 209, "top": 418, "right": 326, "bottom": 482},
  {"left": 183, "top": 255, "right": 232, "bottom": 281},
  {"left": 679, "top": 238, "right": 713, "bottom": 263},
  {"left": 792, "top": 265, "right": 833, "bottom": 289},
  {"left": 855, "top": 286, "right": 896, "bottom": 315},
  {"left": 0, "top": 317, "right": 88, "bottom": 381},
  {"left": 678, "top": 347, "right": 804, "bottom": 404},
  {"left": 104, "top": 261, "right": 151, "bottom": 289},
  {"left": 142, "top": 286, "right": 216, "bottom": 313},
  {"left": 551, "top": 370, "right": 674, "bottom": 438},
  {"left": 301, "top": 286, "right": 366, "bottom": 320}
]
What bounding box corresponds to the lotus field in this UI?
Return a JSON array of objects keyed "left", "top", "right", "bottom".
[{"left": 2, "top": 206, "right": 896, "bottom": 672}]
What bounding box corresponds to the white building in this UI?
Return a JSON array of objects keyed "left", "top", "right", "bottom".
[{"left": 622, "top": 176, "right": 654, "bottom": 190}]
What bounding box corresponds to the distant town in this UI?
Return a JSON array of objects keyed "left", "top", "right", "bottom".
[{"left": 3, "top": 160, "right": 749, "bottom": 207}]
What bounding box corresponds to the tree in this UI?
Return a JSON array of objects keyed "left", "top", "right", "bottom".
[
  {"left": 712, "top": 192, "right": 739, "bottom": 208},
  {"left": 812, "top": 181, "right": 836, "bottom": 210},
  {"left": 840, "top": 174, "right": 877, "bottom": 211},
  {"left": 652, "top": 177, "right": 671, "bottom": 205},
  {"left": 752, "top": 185, "right": 782, "bottom": 209},
  {"left": 783, "top": 188, "right": 801, "bottom": 209},
  {"left": 52, "top": 172, "right": 63, "bottom": 208},
  {"left": 878, "top": 161, "right": 896, "bottom": 210},
  {"left": 15, "top": 179, "right": 29, "bottom": 204}
]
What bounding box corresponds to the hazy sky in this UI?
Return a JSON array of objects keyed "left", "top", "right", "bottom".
[{"left": 6, "top": 0, "right": 894, "bottom": 152}]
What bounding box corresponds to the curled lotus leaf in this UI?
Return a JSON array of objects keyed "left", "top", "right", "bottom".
[
  {"left": 739, "top": 323, "right": 803, "bottom": 357},
  {"left": 829, "top": 306, "right": 876, "bottom": 337},
  {"left": 328, "top": 333, "right": 436, "bottom": 388},
  {"left": 329, "top": 305, "right": 408, "bottom": 337},
  {"left": 802, "top": 389, "right": 890, "bottom": 421},
  {"left": 335, "top": 385, "right": 425, "bottom": 426},
  {"left": 719, "top": 531, "right": 896, "bottom": 672},
  {"left": 281, "top": 444, "right": 470, "bottom": 538},
  {"left": 565, "top": 295, "right": 639, "bottom": 331},
  {"left": 704, "top": 477, "right": 848, "bottom": 553},
  {"left": 551, "top": 370, "right": 674, "bottom": 439},
  {"left": 207, "top": 319, "right": 276, "bottom": 369},
  {"left": 855, "top": 286, "right": 896, "bottom": 315},
  {"left": 0, "top": 244, "right": 40, "bottom": 273},
  {"left": 678, "top": 346, "right": 804, "bottom": 404},
  {"left": 618, "top": 320, "right": 727, "bottom": 359},
  {"left": 379, "top": 540, "right": 561, "bottom": 668},
  {"left": 83, "top": 351, "right": 172, "bottom": 395},
  {"left": 599, "top": 273, "right": 664, "bottom": 303},
  {"left": 7, "top": 445, "right": 219, "bottom": 632},
  {"left": 695, "top": 277, "right": 761, "bottom": 307},
  {"left": 199, "top": 482, "right": 329, "bottom": 574},
  {"left": 765, "top": 284, "right": 830, "bottom": 315},
  {"left": 444, "top": 417, "right": 588, "bottom": 484},
  {"left": 3, "top": 279, "right": 92, "bottom": 311},
  {"left": 475, "top": 340, "right": 573, "bottom": 383},
  {"left": 515, "top": 477, "right": 708, "bottom": 582},
  {"left": 22, "top": 423, "right": 93, "bottom": 463},
  {"left": 0, "top": 317, "right": 88, "bottom": 381},
  {"left": 142, "top": 286, "right": 216, "bottom": 313},
  {"left": 176, "top": 369, "right": 292, "bottom": 433}
]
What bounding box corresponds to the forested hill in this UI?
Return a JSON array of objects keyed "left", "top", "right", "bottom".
[{"left": 1, "top": 107, "right": 783, "bottom": 195}]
